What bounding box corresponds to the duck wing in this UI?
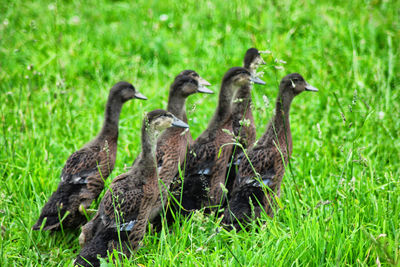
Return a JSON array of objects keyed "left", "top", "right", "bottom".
[
  {"left": 237, "top": 145, "right": 276, "bottom": 186},
  {"left": 33, "top": 145, "right": 114, "bottom": 231},
  {"left": 61, "top": 145, "right": 110, "bottom": 185},
  {"left": 223, "top": 146, "right": 280, "bottom": 230},
  {"left": 99, "top": 174, "right": 143, "bottom": 230}
]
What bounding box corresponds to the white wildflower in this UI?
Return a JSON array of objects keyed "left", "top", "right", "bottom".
[
  {"left": 317, "top": 123, "right": 322, "bottom": 139},
  {"left": 48, "top": 3, "right": 56, "bottom": 10},
  {"left": 262, "top": 95, "right": 269, "bottom": 108},
  {"left": 70, "top": 16, "right": 80, "bottom": 25},
  {"left": 239, "top": 118, "right": 250, "bottom": 127},
  {"left": 159, "top": 14, "right": 168, "bottom": 21}
]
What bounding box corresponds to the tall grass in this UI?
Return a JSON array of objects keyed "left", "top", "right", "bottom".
[{"left": 0, "top": 0, "right": 399, "bottom": 265}]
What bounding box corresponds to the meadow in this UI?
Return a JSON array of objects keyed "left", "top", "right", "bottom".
[{"left": 1, "top": 0, "right": 399, "bottom": 265}]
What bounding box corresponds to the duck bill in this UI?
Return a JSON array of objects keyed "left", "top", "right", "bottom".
[
  {"left": 198, "top": 77, "right": 211, "bottom": 86},
  {"left": 250, "top": 76, "right": 266, "bottom": 85},
  {"left": 197, "top": 85, "right": 214, "bottom": 94},
  {"left": 172, "top": 117, "right": 189, "bottom": 128},
  {"left": 134, "top": 91, "right": 148, "bottom": 100},
  {"left": 305, "top": 83, "right": 318, "bottom": 92}
]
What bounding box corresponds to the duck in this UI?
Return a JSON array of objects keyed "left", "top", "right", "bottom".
[
  {"left": 227, "top": 48, "right": 266, "bottom": 194},
  {"left": 222, "top": 73, "right": 318, "bottom": 230},
  {"left": 32, "top": 82, "right": 147, "bottom": 231},
  {"left": 150, "top": 72, "right": 213, "bottom": 225},
  {"left": 232, "top": 47, "right": 266, "bottom": 148},
  {"left": 75, "top": 109, "right": 189, "bottom": 267},
  {"left": 168, "top": 67, "right": 265, "bottom": 217}
]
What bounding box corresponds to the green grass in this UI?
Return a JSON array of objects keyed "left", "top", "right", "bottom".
[{"left": 1, "top": 0, "right": 399, "bottom": 265}]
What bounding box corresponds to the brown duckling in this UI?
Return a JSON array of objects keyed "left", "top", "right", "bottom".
[
  {"left": 169, "top": 67, "right": 264, "bottom": 217},
  {"left": 232, "top": 47, "right": 266, "bottom": 147},
  {"left": 32, "top": 82, "right": 147, "bottom": 231},
  {"left": 222, "top": 73, "right": 318, "bottom": 230},
  {"left": 227, "top": 48, "right": 267, "bottom": 198},
  {"left": 75, "top": 110, "right": 189, "bottom": 267},
  {"left": 151, "top": 73, "right": 213, "bottom": 222}
]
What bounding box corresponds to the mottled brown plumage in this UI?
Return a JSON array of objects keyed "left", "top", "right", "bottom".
[
  {"left": 223, "top": 73, "right": 318, "bottom": 230},
  {"left": 228, "top": 48, "right": 266, "bottom": 194},
  {"left": 32, "top": 82, "right": 147, "bottom": 231},
  {"left": 168, "top": 67, "right": 255, "bottom": 216},
  {"left": 75, "top": 110, "right": 189, "bottom": 267},
  {"left": 232, "top": 47, "right": 266, "bottom": 148},
  {"left": 150, "top": 72, "right": 212, "bottom": 225}
]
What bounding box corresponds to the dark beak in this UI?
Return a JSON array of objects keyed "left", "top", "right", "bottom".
[
  {"left": 305, "top": 83, "right": 318, "bottom": 92},
  {"left": 172, "top": 116, "right": 189, "bottom": 128},
  {"left": 250, "top": 76, "right": 266, "bottom": 85},
  {"left": 134, "top": 91, "right": 148, "bottom": 100},
  {"left": 197, "top": 85, "right": 214, "bottom": 94},
  {"left": 198, "top": 77, "right": 211, "bottom": 86}
]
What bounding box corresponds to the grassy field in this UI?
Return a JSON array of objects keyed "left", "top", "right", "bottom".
[{"left": 1, "top": 0, "right": 399, "bottom": 265}]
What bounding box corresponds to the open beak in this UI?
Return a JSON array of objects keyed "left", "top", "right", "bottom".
[
  {"left": 197, "top": 85, "right": 214, "bottom": 94},
  {"left": 250, "top": 76, "right": 266, "bottom": 85},
  {"left": 305, "top": 83, "right": 318, "bottom": 92},
  {"left": 171, "top": 116, "right": 189, "bottom": 128},
  {"left": 198, "top": 77, "right": 211, "bottom": 86},
  {"left": 134, "top": 91, "right": 148, "bottom": 100}
]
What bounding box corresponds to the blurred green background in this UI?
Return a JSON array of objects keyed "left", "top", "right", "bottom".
[{"left": 0, "top": 0, "right": 399, "bottom": 265}]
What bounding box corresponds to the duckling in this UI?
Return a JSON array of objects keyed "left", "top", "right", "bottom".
[
  {"left": 151, "top": 73, "right": 213, "bottom": 222},
  {"left": 168, "top": 67, "right": 264, "bottom": 216},
  {"left": 75, "top": 110, "right": 189, "bottom": 267},
  {"left": 232, "top": 47, "right": 266, "bottom": 147},
  {"left": 222, "top": 73, "right": 318, "bottom": 230},
  {"left": 227, "top": 48, "right": 267, "bottom": 198},
  {"left": 32, "top": 82, "right": 147, "bottom": 231}
]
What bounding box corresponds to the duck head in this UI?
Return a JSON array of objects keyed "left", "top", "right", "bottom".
[
  {"left": 110, "top": 81, "right": 147, "bottom": 103},
  {"left": 243, "top": 48, "right": 266, "bottom": 84},
  {"left": 172, "top": 74, "right": 213, "bottom": 96},
  {"left": 222, "top": 67, "right": 265, "bottom": 88},
  {"left": 279, "top": 73, "right": 318, "bottom": 96},
  {"left": 177, "top": 69, "right": 211, "bottom": 86},
  {"left": 145, "top": 109, "right": 189, "bottom": 136}
]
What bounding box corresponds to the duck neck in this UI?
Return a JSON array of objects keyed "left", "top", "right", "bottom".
[
  {"left": 209, "top": 82, "right": 234, "bottom": 127},
  {"left": 140, "top": 125, "right": 158, "bottom": 170},
  {"left": 100, "top": 96, "right": 123, "bottom": 137},
  {"left": 267, "top": 90, "right": 293, "bottom": 151},
  {"left": 244, "top": 60, "right": 257, "bottom": 77},
  {"left": 261, "top": 90, "right": 294, "bottom": 148},
  {"left": 274, "top": 91, "right": 293, "bottom": 128},
  {"left": 234, "top": 84, "right": 252, "bottom": 107},
  {"left": 167, "top": 94, "right": 188, "bottom": 122},
  {"left": 232, "top": 84, "right": 252, "bottom": 122}
]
